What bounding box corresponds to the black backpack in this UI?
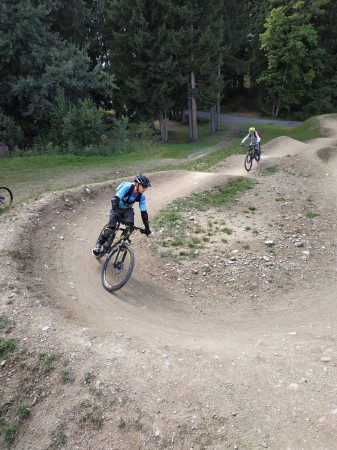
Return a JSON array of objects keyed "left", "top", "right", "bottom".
[{"left": 117, "top": 182, "right": 142, "bottom": 205}]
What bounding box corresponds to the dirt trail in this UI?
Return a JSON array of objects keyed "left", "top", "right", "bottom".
[{"left": 1, "top": 114, "right": 337, "bottom": 449}]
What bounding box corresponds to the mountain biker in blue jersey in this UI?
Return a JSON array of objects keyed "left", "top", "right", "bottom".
[
  {"left": 92, "top": 173, "right": 151, "bottom": 256},
  {"left": 240, "top": 127, "right": 261, "bottom": 155}
]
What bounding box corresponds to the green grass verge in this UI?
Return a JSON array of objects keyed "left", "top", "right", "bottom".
[
  {"left": 152, "top": 178, "right": 257, "bottom": 260},
  {"left": 0, "top": 115, "right": 326, "bottom": 206}
]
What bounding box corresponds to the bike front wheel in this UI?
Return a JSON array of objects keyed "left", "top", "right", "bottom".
[
  {"left": 101, "top": 244, "right": 135, "bottom": 292},
  {"left": 244, "top": 153, "right": 253, "bottom": 171},
  {"left": 0, "top": 187, "right": 13, "bottom": 208}
]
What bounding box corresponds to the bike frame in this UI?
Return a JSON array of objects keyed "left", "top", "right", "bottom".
[
  {"left": 248, "top": 143, "right": 255, "bottom": 156},
  {"left": 105, "top": 221, "right": 144, "bottom": 256}
]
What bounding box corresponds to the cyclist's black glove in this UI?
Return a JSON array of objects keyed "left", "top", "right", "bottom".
[{"left": 141, "top": 210, "right": 151, "bottom": 236}]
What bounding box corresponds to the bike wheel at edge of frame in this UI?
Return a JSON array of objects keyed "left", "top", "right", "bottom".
[
  {"left": 244, "top": 153, "right": 253, "bottom": 171},
  {"left": 0, "top": 186, "right": 13, "bottom": 207},
  {"left": 101, "top": 243, "right": 135, "bottom": 292}
]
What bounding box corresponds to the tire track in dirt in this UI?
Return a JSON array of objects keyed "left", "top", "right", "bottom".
[{"left": 30, "top": 116, "right": 337, "bottom": 356}]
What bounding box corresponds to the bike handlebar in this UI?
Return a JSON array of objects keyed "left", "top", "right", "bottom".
[{"left": 118, "top": 220, "right": 147, "bottom": 234}]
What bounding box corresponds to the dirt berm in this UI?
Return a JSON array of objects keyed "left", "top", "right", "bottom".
[{"left": 1, "top": 115, "right": 337, "bottom": 449}]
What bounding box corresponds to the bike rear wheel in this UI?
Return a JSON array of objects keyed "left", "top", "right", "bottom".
[
  {"left": 102, "top": 243, "right": 135, "bottom": 292},
  {"left": 0, "top": 187, "right": 13, "bottom": 208},
  {"left": 244, "top": 153, "right": 253, "bottom": 171}
]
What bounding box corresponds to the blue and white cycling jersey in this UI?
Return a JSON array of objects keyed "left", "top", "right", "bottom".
[
  {"left": 241, "top": 131, "right": 261, "bottom": 146},
  {"left": 116, "top": 182, "right": 147, "bottom": 212}
]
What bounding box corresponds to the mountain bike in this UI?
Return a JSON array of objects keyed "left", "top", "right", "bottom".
[
  {"left": 95, "top": 221, "right": 147, "bottom": 292},
  {"left": 0, "top": 186, "right": 13, "bottom": 208},
  {"left": 244, "top": 143, "right": 261, "bottom": 171}
]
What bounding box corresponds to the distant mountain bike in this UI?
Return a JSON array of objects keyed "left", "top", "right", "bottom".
[
  {"left": 0, "top": 186, "right": 13, "bottom": 208},
  {"left": 244, "top": 143, "right": 261, "bottom": 171},
  {"left": 94, "top": 220, "right": 147, "bottom": 292}
]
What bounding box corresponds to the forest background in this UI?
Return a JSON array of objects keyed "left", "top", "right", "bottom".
[{"left": 0, "top": 0, "right": 336, "bottom": 152}]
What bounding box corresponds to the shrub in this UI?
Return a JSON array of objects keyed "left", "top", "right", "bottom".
[
  {"left": 46, "top": 91, "right": 106, "bottom": 149},
  {"left": 0, "top": 110, "right": 24, "bottom": 150}
]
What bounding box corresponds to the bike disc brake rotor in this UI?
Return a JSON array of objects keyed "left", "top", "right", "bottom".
[{"left": 106, "top": 249, "right": 130, "bottom": 282}]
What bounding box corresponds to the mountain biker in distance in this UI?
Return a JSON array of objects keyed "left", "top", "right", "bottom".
[
  {"left": 240, "top": 127, "right": 261, "bottom": 156},
  {"left": 92, "top": 173, "right": 152, "bottom": 257}
]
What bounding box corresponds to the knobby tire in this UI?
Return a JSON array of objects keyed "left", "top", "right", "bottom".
[
  {"left": 102, "top": 243, "right": 135, "bottom": 292},
  {"left": 0, "top": 187, "right": 13, "bottom": 207},
  {"left": 244, "top": 153, "right": 253, "bottom": 171}
]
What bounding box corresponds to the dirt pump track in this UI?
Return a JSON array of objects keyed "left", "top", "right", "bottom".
[{"left": 1, "top": 115, "right": 337, "bottom": 449}]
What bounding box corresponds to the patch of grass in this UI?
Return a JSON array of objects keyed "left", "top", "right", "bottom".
[
  {"left": 153, "top": 179, "right": 257, "bottom": 261},
  {"left": 179, "top": 249, "right": 198, "bottom": 259},
  {"left": 261, "top": 165, "right": 278, "bottom": 176},
  {"left": 190, "top": 236, "right": 202, "bottom": 244},
  {"left": 287, "top": 116, "right": 325, "bottom": 141},
  {"left": 17, "top": 404, "right": 31, "bottom": 420},
  {"left": 159, "top": 249, "right": 175, "bottom": 259},
  {"left": 275, "top": 196, "right": 285, "bottom": 201},
  {"left": 3, "top": 424, "right": 18, "bottom": 444},
  {"left": 90, "top": 406, "right": 104, "bottom": 428},
  {"left": 194, "top": 225, "right": 204, "bottom": 234},
  {"left": 172, "top": 179, "right": 257, "bottom": 213},
  {"left": 171, "top": 238, "right": 185, "bottom": 247},
  {"left": 79, "top": 404, "right": 104, "bottom": 428},
  {"left": 0, "top": 282, "right": 20, "bottom": 295},
  {"left": 0, "top": 205, "right": 14, "bottom": 216},
  {"left": 247, "top": 283, "right": 258, "bottom": 291},
  {"left": 0, "top": 123, "right": 232, "bottom": 204},
  {"left": 32, "top": 353, "right": 61, "bottom": 374},
  {"left": 61, "top": 369, "right": 74, "bottom": 384},
  {"left": 0, "top": 338, "right": 17, "bottom": 357},
  {"left": 84, "top": 372, "right": 94, "bottom": 384},
  {"left": 306, "top": 211, "right": 320, "bottom": 219},
  {"left": 1, "top": 115, "right": 325, "bottom": 207},
  {"left": 49, "top": 424, "right": 67, "bottom": 449},
  {"left": 89, "top": 387, "right": 104, "bottom": 399},
  {"left": 221, "top": 227, "right": 233, "bottom": 235},
  {"left": 155, "top": 210, "right": 186, "bottom": 228},
  {"left": 0, "top": 314, "right": 13, "bottom": 330}
]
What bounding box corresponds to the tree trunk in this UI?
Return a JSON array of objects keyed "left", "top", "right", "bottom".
[
  {"left": 189, "top": 70, "right": 198, "bottom": 142},
  {"left": 160, "top": 110, "right": 168, "bottom": 142},
  {"left": 275, "top": 95, "right": 282, "bottom": 118},
  {"left": 215, "top": 66, "right": 220, "bottom": 131},
  {"left": 211, "top": 106, "right": 216, "bottom": 132},
  {"left": 215, "top": 101, "right": 220, "bottom": 131}
]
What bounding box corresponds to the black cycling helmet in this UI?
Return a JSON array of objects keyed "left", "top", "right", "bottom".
[{"left": 134, "top": 173, "right": 151, "bottom": 187}]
